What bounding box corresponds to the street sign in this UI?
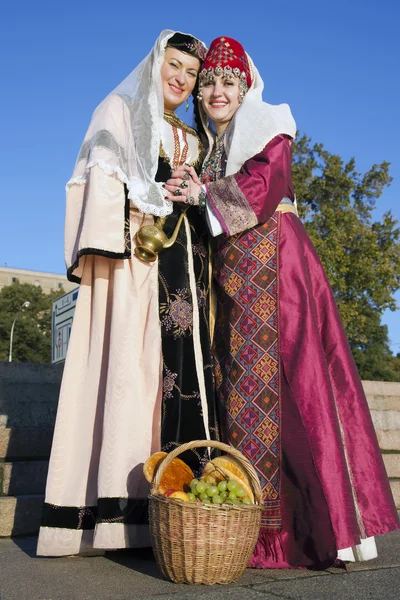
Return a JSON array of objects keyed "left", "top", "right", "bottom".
[{"left": 52, "top": 287, "right": 79, "bottom": 363}]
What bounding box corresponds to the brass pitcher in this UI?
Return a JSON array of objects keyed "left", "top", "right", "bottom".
[{"left": 134, "top": 207, "right": 189, "bottom": 262}]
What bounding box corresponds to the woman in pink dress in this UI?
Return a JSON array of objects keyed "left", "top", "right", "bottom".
[{"left": 165, "top": 36, "right": 399, "bottom": 569}]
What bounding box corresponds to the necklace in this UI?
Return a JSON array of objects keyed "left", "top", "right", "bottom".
[
  {"left": 163, "top": 111, "right": 197, "bottom": 137},
  {"left": 200, "top": 132, "right": 226, "bottom": 183}
]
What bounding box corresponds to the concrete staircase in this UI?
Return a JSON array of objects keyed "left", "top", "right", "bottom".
[
  {"left": 364, "top": 380, "right": 400, "bottom": 510},
  {"left": 0, "top": 364, "right": 399, "bottom": 537},
  {"left": 0, "top": 362, "right": 62, "bottom": 536}
]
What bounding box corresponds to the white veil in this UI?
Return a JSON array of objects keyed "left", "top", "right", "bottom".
[
  {"left": 67, "top": 29, "right": 181, "bottom": 217},
  {"left": 201, "top": 53, "right": 296, "bottom": 175}
]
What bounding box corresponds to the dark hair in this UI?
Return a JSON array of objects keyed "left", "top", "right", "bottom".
[{"left": 192, "top": 81, "right": 208, "bottom": 150}]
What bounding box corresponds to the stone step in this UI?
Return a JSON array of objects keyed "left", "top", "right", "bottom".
[
  {"left": 366, "top": 395, "right": 400, "bottom": 411},
  {"left": 0, "top": 362, "right": 62, "bottom": 428},
  {"left": 0, "top": 460, "right": 49, "bottom": 496},
  {"left": 0, "top": 494, "right": 44, "bottom": 537},
  {"left": 375, "top": 430, "right": 400, "bottom": 452},
  {"left": 363, "top": 381, "right": 400, "bottom": 411},
  {"left": 0, "top": 428, "right": 54, "bottom": 460},
  {"left": 390, "top": 481, "right": 400, "bottom": 510},
  {"left": 370, "top": 410, "right": 400, "bottom": 431},
  {"left": 383, "top": 454, "right": 400, "bottom": 478}
]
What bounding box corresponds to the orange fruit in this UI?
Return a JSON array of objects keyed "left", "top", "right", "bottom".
[
  {"left": 143, "top": 452, "right": 167, "bottom": 483},
  {"left": 143, "top": 451, "right": 194, "bottom": 494}
]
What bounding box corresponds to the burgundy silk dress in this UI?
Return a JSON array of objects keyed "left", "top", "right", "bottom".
[{"left": 203, "top": 133, "right": 399, "bottom": 569}]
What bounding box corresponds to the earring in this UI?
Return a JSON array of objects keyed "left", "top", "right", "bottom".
[{"left": 185, "top": 99, "right": 189, "bottom": 112}]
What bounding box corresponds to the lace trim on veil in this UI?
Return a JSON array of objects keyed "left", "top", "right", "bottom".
[{"left": 66, "top": 159, "right": 172, "bottom": 217}]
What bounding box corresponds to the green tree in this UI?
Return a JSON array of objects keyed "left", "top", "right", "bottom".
[
  {"left": 0, "top": 282, "right": 65, "bottom": 363},
  {"left": 292, "top": 134, "right": 400, "bottom": 381}
]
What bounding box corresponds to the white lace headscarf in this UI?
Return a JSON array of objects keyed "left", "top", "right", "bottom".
[
  {"left": 67, "top": 29, "right": 203, "bottom": 217},
  {"left": 200, "top": 52, "right": 296, "bottom": 175}
]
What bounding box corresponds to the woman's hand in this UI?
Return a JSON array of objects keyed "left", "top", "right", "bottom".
[
  {"left": 172, "top": 164, "right": 201, "bottom": 185},
  {"left": 164, "top": 165, "right": 202, "bottom": 204},
  {"left": 164, "top": 179, "right": 201, "bottom": 204}
]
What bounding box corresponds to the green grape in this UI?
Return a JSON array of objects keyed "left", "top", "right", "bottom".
[
  {"left": 219, "top": 491, "right": 228, "bottom": 502},
  {"left": 228, "top": 491, "right": 238, "bottom": 501},
  {"left": 217, "top": 480, "right": 227, "bottom": 492},
  {"left": 206, "top": 485, "right": 219, "bottom": 497},
  {"left": 224, "top": 500, "right": 233, "bottom": 505},
  {"left": 202, "top": 498, "right": 211, "bottom": 504},
  {"left": 199, "top": 492, "right": 209, "bottom": 502},
  {"left": 227, "top": 480, "right": 238, "bottom": 492},
  {"left": 242, "top": 497, "right": 252, "bottom": 505},
  {"left": 196, "top": 481, "right": 207, "bottom": 494},
  {"left": 190, "top": 478, "right": 199, "bottom": 488},
  {"left": 236, "top": 487, "right": 245, "bottom": 498},
  {"left": 187, "top": 493, "right": 196, "bottom": 502},
  {"left": 212, "top": 494, "right": 223, "bottom": 504}
]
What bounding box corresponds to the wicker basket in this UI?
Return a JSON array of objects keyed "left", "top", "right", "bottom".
[{"left": 148, "top": 439, "right": 264, "bottom": 585}]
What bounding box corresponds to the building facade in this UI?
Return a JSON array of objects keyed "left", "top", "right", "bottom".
[{"left": 0, "top": 267, "right": 77, "bottom": 295}]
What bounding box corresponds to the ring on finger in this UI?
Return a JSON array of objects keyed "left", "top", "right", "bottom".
[
  {"left": 180, "top": 181, "right": 188, "bottom": 188},
  {"left": 173, "top": 189, "right": 182, "bottom": 196},
  {"left": 183, "top": 172, "right": 190, "bottom": 180}
]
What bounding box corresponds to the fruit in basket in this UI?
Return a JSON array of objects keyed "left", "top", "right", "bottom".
[
  {"left": 165, "top": 490, "right": 190, "bottom": 502},
  {"left": 195, "top": 480, "right": 207, "bottom": 494},
  {"left": 188, "top": 477, "right": 254, "bottom": 506},
  {"left": 206, "top": 485, "right": 219, "bottom": 497},
  {"left": 143, "top": 452, "right": 168, "bottom": 482},
  {"left": 143, "top": 451, "right": 194, "bottom": 494},
  {"left": 201, "top": 455, "right": 254, "bottom": 502}
]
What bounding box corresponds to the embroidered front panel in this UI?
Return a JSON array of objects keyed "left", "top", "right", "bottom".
[
  {"left": 213, "top": 215, "right": 281, "bottom": 531},
  {"left": 156, "top": 156, "right": 220, "bottom": 472}
]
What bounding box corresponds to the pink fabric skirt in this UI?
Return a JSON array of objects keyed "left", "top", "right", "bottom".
[{"left": 249, "top": 212, "right": 399, "bottom": 568}]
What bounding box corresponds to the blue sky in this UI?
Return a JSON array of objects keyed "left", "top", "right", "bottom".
[{"left": 1, "top": 0, "right": 399, "bottom": 351}]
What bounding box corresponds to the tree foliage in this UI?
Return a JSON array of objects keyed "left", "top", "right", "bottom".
[
  {"left": 0, "top": 282, "right": 64, "bottom": 363},
  {"left": 292, "top": 134, "right": 400, "bottom": 380}
]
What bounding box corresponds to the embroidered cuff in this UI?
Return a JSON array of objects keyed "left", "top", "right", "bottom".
[{"left": 206, "top": 175, "right": 258, "bottom": 236}]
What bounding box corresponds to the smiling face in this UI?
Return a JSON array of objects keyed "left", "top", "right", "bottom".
[
  {"left": 200, "top": 75, "right": 241, "bottom": 135},
  {"left": 161, "top": 47, "right": 201, "bottom": 112}
]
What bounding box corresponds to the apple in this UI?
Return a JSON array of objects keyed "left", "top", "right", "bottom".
[{"left": 168, "top": 491, "right": 190, "bottom": 502}]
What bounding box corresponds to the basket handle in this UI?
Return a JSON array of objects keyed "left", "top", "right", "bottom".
[{"left": 151, "top": 439, "right": 264, "bottom": 505}]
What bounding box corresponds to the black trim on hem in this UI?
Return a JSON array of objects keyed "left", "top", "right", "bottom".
[{"left": 41, "top": 498, "right": 149, "bottom": 530}]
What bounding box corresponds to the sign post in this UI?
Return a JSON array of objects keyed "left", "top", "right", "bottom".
[{"left": 52, "top": 287, "right": 78, "bottom": 363}]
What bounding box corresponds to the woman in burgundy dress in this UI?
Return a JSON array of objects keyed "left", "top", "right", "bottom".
[{"left": 165, "top": 36, "right": 399, "bottom": 569}]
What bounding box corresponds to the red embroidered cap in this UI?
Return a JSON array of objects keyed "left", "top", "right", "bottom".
[{"left": 200, "top": 36, "right": 252, "bottom": 88}]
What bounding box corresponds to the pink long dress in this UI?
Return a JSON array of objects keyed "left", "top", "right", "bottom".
[{"left": 203, "top": 134, "right": 399, "bottom": 568}]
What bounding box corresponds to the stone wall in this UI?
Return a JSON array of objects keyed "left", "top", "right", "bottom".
[
  {"left": 0, "top": 362, "right": 63, "bottom": 536},
  {"left": 0, "top": 363, "right": 399, "bottom": 537},
  {"left": 363, "top": 380, "right": 400, "bottom": 510}
]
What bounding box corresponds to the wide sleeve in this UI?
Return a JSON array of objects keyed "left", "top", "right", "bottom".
[
  {"left": 65, "top": 166, "right": 130, "bottom": 282},
  {"left": 205, "top": 134, "right": 294, "bottom": 237}
]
